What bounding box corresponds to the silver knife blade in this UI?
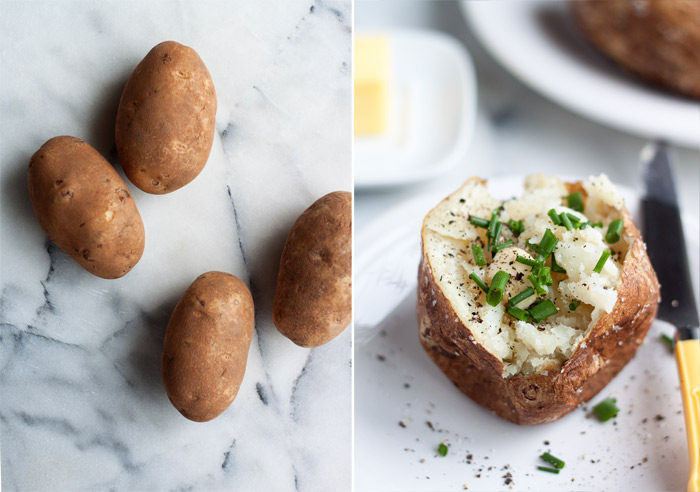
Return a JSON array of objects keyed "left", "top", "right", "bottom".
[{"left": 641, "top": 142, "right": 699, "bottom": 331}]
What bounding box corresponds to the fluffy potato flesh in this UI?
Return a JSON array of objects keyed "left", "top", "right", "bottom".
[{"left": 422, "top": 174, "right": 630, "bottom": 377}]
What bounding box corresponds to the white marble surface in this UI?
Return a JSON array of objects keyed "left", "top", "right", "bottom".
[
  {"left": 355, "top": 1, "right": 699, "bottom": 491},
  {"left": 0, "top": 2, "right": 351, "bottom": 491}
]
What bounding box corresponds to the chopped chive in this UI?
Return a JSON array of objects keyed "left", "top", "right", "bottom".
[
  {"left": 548, "top": 209, "right": 562, "bottom": 225},
  {"left": 537, "top": 466, "right": 560, "bottom": 474},
  {"left": 507, "top": 306, "right": 531, "bottom": 321},
  {"left": 507, "top": 219, "right": 524, "bottom": 236},
  {"left": 540, "top": 452, "right": 565, "bottom": 469},
  {"left": 566, "top": 213, "right": 582, "bottom": 227},
  {"left": 590, "top": 221, "right": 603, "bottom": 228},
  {"left": 516, "top": 255, "right": 540, "bottom": 267},
  {"left": 509, "top": 287, "right": 535, "bottom": 307},
  {"left": 660, "top": 333, "right": 675, "bottom": 353},
  {"left": 437, "top": 443, "right": 448, "bottom": 456},
  {"left": 569, "top": 300, "right": 580, "bottom": 311},
  {"left": 469, "top": 273, "right": 489, "bottom": 292},
  {"left": 487, "top": 212, "right": 499, "bottom": 237},
  {"left": 469, "top": 216, "right": 490, "bottom": 228},
  {"left": 605, "top": 219, "right": 624, "bottom": 243},
  {"left": 593, "top": 250, "right": 611, "bottom": 274},
  {"left": 560, "top": 212, "right": 573, "bottom": 231},
  {"left": 566, "top": 192, "right": 584, "bottom": 213},
  {"left": 492, "top": 239, "right": 514, "bottom": 253},
  {"left": 471, "top": 244, "right": 486, "bottom": 266},
  {"left": 593, "top": 397, "right": 619, "bottom": 422},
  {"left": 529, "top": 299, "right": 558, "bottom": 322},
  {"left": 550, "top": 253, "right": 566, "bottom": 273},
  {"left": 487, "top": 271, "right": 510, "bottom": 306},
  {"left": 539, "top": 266, "right": 553, "bottom": 286},
  {"left": 538, "top": 229, "right": 558, "bottom": 257},
  {"left": 489, "top": 221, "right": 503, "bottom": 253},
  {"left": 528, "top": 274, "right": 547, "bottom": 296}
]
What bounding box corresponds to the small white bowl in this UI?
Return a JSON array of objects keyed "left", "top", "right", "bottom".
[{"left": 354, "top": 29, "right": 477, "bottom": 189}]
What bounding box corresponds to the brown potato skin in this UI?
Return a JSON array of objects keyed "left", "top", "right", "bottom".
[
  {"left": 115, "top": 41, "right": 217, "bottom": 194},
  {"left": 417, "top": 178, "right": 660, "bottom": 425},
  {"left": 162, "top": 271, "right": 254, "bottom": 422},
  {"left": 273, "top": 191, "right": 352, "bottom": 347},
  {"left": 571, "top": 0, "right": 700, "bottom": 100},
  {"left": 27, "top": 136, "right": 145, "bottom": 279}
]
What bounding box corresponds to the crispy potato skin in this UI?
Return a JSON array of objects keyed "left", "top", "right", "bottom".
[
  {"left": 27, "top": 136, "right": 145, "bottom": 279},
  {"left": 273, "top": 191, "right": 352, "bottom": 347},
  {"left": 115, "top": 41, "right": 216, "bottom": 194},
  {"left": 417, "top": 178, "right": 660, "bottom": 425},
  {"left": 571, "top": 0, "right": 700, "bottom": 99},
  {"left": 162, "top": 271, "right": 254, "bottom": 422}
]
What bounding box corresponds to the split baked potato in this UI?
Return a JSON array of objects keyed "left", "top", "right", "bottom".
[{"left": 417, "top": 175, "right": 660, "bottom": 425}]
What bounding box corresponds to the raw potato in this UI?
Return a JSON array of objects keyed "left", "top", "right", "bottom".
[
  {"left": 417, "top": 176, "right": 660, "bottom": 424},
  {"left": 162, "top": 271, "right": 254, "bottom": 422},
  {"left": 273, "top": 191, "right": 352, "bottom": 347},
  {"left": 27, "top": 136, "right": 145, "bottom": 279},
  {"left": 571, "top": 0, "right": 700, "bottom": 99},
  {"left": 115, "top": 40, "right": 217, "bottom": 194}
]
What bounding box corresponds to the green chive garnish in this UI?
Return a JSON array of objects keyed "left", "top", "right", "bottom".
[
  {"left": 540, "top": 452, "right": 565, "bottom": 469},
  {"left": 469, "top": 273, "right": 489, "bottom": 293},
  {"left": 605, "top": 219, "right": 624, "bottom": 243},
  {"left": 566, "top": 213, "right": 582, "bottom": 227},
  {"left": 516, "top": 255, "right": 540, "bottom": 267},
  {"left": 569, "top": 300, "right": 580, "bottom": 311},
  {"left": 537, "top": 466, "right": 560, "bottom": 474},
  {"left": 507, "top": 219, "right": 524, "bottom": 236},
  {"left": 590, "top": 222, "right": 603, "bottom": 228},
  {"left": 551, "top": 254, "right": 566, "bottom": 273},
  {"left": 660, "top": 333, "right": 675, "bottom": 353},
  {"left": 548, "top": 209, "right": 561, "bottom": 225},
  {"left": 471, "top": 244, "right": 486, "bottom": 266},
  {"left": 538, "top": 229, "right": 558, "bottom": 257},
  {"left": 437, "top": 443, "right": 448, "bottom": 457},
  {"left": 489, "top": 221, "right": 503, "bottom": 253},
  {"left": 509, "top": 287, "right": 535, "bottom": 307},
  {"left": 469, "top": 216, "right": 489, "bottom": 228},
  {"left": 593, "top": 250, "right": 610, "bottom": 274},
  {"left": 507, "top": 306, "right": 531, "bottom": 321},
  {"left": 487, "top": 271, "right": 510, "bottom": 306},
  {"left": 593, "top": 397, "right": 619, "bottom": 422},
  {"left": 528, "top": 274, "right": 547, "bottom": 296},
  {"left": 492, "top": 239, "right": 514, "bottom": 253},
  {"left": 566, "top": 192, "right": 584, "bottom": 213},
  {"left": 529, "top": 299, "right": 558, "bottom": 322},
  {"left": 560, "top": 212, "right": 573, "bottom": 231}
]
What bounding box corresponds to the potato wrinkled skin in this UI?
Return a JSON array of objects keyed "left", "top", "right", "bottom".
[
  {"left": 273, "top": 191, "right": 352, "bottom": 347},
  {"left": 162, "top": 271, "right": 254, "bottom": 422},
  {"left": 115, "top": 40, "right": 216, "bottom": 194},
  {"left": 27, "top": 136, "right": 145, "bottom": 279}
]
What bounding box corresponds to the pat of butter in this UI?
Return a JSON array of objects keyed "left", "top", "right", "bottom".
[{"left": 354, "top": 36, "right": 391, "bottom": 136}]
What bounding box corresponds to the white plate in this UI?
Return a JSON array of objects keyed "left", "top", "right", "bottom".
[
  {"left": 461, "top": 1, "right": 700, "bottom": 149},
  {"left": 354, "top": 175, "right": 699, "bottom": 491},
  {"left": 354, "top": 29, "right": 477, "bottom": 189}
]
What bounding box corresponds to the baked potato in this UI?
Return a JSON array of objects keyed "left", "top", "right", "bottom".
[
  {"left": 417, "top": 175, "right": 660, "bottom": 425},
  {"left": 273, "top": 191, "right": 352, "bottom": 347},
  {"left": 162, "top": 271, "right": 254, "bottom": 422},
  {"left": 27, "top": 136, "right": 145, "bottom": 279},
  {"left": 115, "top": 41, "right": 217, "bottom": 194},
  {"left": 571, "top": 0, "right": 700, "bottom": 100}
]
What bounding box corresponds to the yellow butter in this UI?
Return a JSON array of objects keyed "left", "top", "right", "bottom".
[{"left": 354, "top": 36, "right": 391, "bottom": 136}]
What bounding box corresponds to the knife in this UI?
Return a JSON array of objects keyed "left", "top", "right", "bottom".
[{"left": 642, "top": 141, "right": 700, "bottom": 492}]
